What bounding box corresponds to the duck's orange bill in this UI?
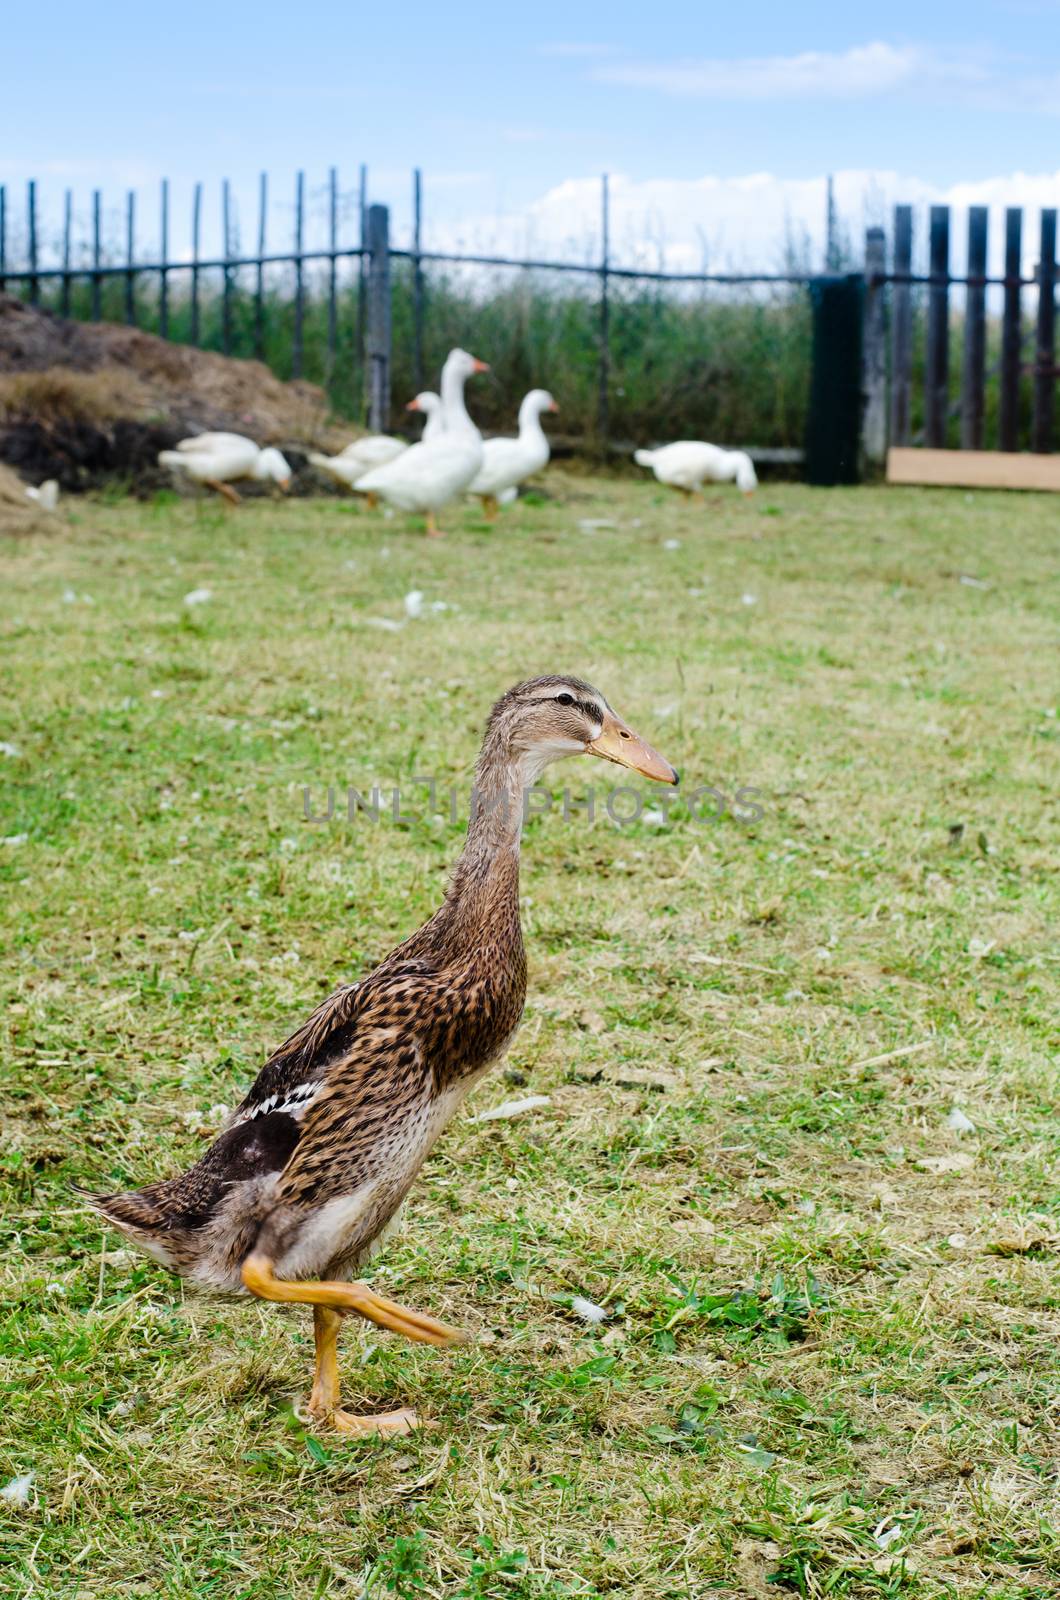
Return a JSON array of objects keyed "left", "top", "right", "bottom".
[
  {"left": 588, "top": 709, "right": 679, "bottom": 785},
  {"left": 471, "top": 358, "right": 490, "bottom": 373}
]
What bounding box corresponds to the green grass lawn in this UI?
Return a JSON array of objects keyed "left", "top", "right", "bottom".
[{"left": 1, "top": 477, "right": 1058, "bottom": 1599}]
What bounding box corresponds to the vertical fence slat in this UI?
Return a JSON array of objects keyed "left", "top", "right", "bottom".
[
  {"left": 125, "top": 191, "right": 136, "bottom": 325},
  {"left": 292, "top": 170, "right": 304, "bottom": 379},
  {"left": 28, "top": 181, "right": 40, "bottom": 307},
  {"left": 91, "top": 189, "right": 101, "bottom": 320},
  {"left": 59, "top": 190, "right": 71, "bottom": 316},
  {"left": 598, "top": 173, "right": 610, "bottom": 447},
  {"left": 1032, "top": 208, "right": 1057, "bottom": 454},
  {"left": 357, "top": 164, "right": 367, "bottom": 414},
  {"left": 960, "top": 206, "right": 988, "bottom": 451},
  {"left": 159, "top": 179, "right": 169, "bottom": 339},
  {"left": 222, "top": 178, "right": 232, "bottom": 357},
  {"left": 889, "top": 205, "right": 913, "bottom": 447},
  {"left": 862, "top": 226, "right": 887, "bottom": 465},
  {"left": 255, "top": 172, "right": 267, "bottom": 360},
  {"left": 413, "top": 168, "right": 424, "bottom": 392},
  {"left": 825, "top": 174, "right": 839, "bottom": 271},
  {"left": 190, "top": 182, "right": 202, "bottom": 345},
  {"left": 999, "top": 208, "right": 1023, "bottom": 452},
  {"left": 925, "top": 204, "right": 950, "bottom": 448},
  {"left": 365, "top": 203, "right": 390, "bottom": 432},
  {"left": 0, "top": 186, "right": 6, "bottom": 294},
  {"left": 326, "top": 166, "right": 337, "bottom": 383}
]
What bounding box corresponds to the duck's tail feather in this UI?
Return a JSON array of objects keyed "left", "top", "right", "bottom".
[{"left": 633, "top": 449, "right": 657, "bottom": 468}]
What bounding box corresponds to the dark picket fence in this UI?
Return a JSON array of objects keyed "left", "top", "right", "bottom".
[
  {"left": 0, "top": 171, "right": 1056, "bottom": 462},
  {"left": 861, "top": 203, "right": 1058, "bottom": 461}
]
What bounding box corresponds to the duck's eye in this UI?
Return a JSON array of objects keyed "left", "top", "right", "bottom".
[{"left": 556, "top": 692, "right": 574, "bottom": 706}]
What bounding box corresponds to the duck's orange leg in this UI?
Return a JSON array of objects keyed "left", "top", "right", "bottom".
[
  {"left": 242, "top": 1252, "right": 463, "bottom": 1344},
  {"left": 243, "top": 1254, "right": 463, "bottom": 1438},
  {"left": 307, "top": 1305, "right": 417, "bottom": 1437},
  {"left": 204, "top": 478, "right": 241, "bottom": 506}
]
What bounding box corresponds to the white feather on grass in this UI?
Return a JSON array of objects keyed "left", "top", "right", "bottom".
[
  {"left": 1, "top": 1472, "right": 35, "bottom": 1506},
  {"left": 469, "top": 1095, "right": 551, "bottom": 1123},
  {"left": 571, "top": 1296, "right": 607, "bottom": 1324}
]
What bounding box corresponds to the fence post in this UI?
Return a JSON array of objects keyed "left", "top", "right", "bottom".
[
  {"left": 0, "top": 186, "right": 6, "bottom": 294},
  {"left": 125, "top": 190, "right": 136, "bottom": 325},
  {"left": 293, "top": 170, "right": 305, "bottom": 379},
  {"left": 413, "top": 168, "right": 425, "bottom": 393},
  {"left": 222, "top": 179, "right": 232, "bottom": 357},
  {"left": 27, "top": 181, "right": 39, "bottom": 306},
  {"left": 255, "top": 172, "right": 267, "bottom": 361},
  {"left": 191, "top": 182, "right": 202, "bottom": 345},
  {"left": 889, "top": 205, "right": 912, "bottom": 446},
  {"left": 327, "top": 166, "right": 338, "bottom": 384},
  {"left": 598, "top": 173, "right": 610, "bottom": 449},
  {"left": 999, "top": 208, "right": 1022, "bottom": 452},
  {"left": 925, "top": 205, "right": 950, "bottom": 447},
  {"left": 862, "top": 226, "right": 887, "bottom": 467},
  {"left": 961, "top": 207, "right": 988, "bottom": 451},
  {"left": 91, "top": 189, "right": 101, "bottom": 320},
  {"left": 806, "top": 274, "right": 864, "bottom": 486},
  {"left": 60, "top": 191, "right": 71, "bottom": 316},
  {"left": 357, "top": 165, "right": 368, "bottom": 413},
  {"left": 365, "top": 203, "right": 391, "bottom": 432},
  {"left": 1032, "top": 208, "right": 1057, "bottom": 454},
  {"left": 159, "top": 179, "right": 169, "bottom": 339}
]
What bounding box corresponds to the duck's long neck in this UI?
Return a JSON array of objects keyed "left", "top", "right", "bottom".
[
  {"left": 440, "top": 364, "right": 475, "bottom": 436},
  {"left": 518, "top": 400, "right": 547, "bottom": 445},
  {"left": 433, "top": 730, "right": 534, "bottom": 960}
]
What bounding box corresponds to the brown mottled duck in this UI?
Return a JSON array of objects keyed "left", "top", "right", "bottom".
[{"left": 87, "top": 677, "right": 677, "bottom": 1435}]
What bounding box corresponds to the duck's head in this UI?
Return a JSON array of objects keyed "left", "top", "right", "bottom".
[
  {"left": 256, "top": 448, "right": 292, "bottom": 491},
  {"left": 485, "top": 675, "right": 678, "bottom": 787},
  {"left": 444, "top": 348, "right": 490, "bottom": 382},
  {"left": 521, "top": 388, "right": 559, "bottom": 422},
  {"left": 407, "top": 392, "right": 441, "bottom": 415}
]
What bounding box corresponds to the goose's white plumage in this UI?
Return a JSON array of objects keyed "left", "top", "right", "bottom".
[
  {"left": 337, "top": 435, "right": 408, "bottom": 472},
  {"left": 356, "top": 351, "right": 487, "bottom": 533},
  {"left": 470, "top": 389, "right": 557, "bottom": 510},
  {"left": 309, "top": 442, "right": 409, "bottom": 490},
  {"left": 634, "top": 441, "right": 758, "bottom": 496},
  {"left": 159, "top": 433, "right": 292, "bottom": 492},
  {"left": 406, "top": 392, "right": 445, "bottom": 444},
  {"left": 25, "top": 479, "right": 60, "bottom": 511}
]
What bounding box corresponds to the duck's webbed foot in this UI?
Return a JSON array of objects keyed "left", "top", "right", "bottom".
[{"left": 304, "top": 1305, "right": 420, "bottom": 1437}]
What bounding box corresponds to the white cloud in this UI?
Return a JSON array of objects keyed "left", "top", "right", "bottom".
[
  {"left": 595, "top": 41, "right": 925, "bottom": 100},
  {"left": 428, "top": 168, "right": 1060, "bottom": 278},
  {"left": 589, "top": 39, "right": 1060, "bottom": 115}
]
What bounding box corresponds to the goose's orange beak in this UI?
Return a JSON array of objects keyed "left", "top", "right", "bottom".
[
  {"left": 472, "top": 359, "right": 490, "bottom": 373},
  {"left": 588, "top": 709, "right": 678, "bottom": 785},
  {"left": 549, "top": 400, "right": 560, "bottom": 412},
  {"left": 406, "top": 399, "right": 421, "bottom": 412}
]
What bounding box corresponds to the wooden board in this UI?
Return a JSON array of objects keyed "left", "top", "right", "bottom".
[{"left": 887, "top": 448, "right": 1060, "bottom": 492}]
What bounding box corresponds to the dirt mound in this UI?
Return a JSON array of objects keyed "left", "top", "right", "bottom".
[{"left": 0, "top": 294, "right": 353, "bottom": 493}]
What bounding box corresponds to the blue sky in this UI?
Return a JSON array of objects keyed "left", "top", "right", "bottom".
[{"left": 3, "top": 2, "right": 1059, "bottom": 266}]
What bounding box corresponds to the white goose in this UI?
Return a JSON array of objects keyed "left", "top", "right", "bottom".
[
  {"left": 634, "top": 441, "right": 758, "bottom": 498},
  {"left": 356, "top": 350, "right": 488, "bottom": 536},
  {"left": 469, "top": 389, "right": 557, "bottom": 518},
  {"left": 405, "top": 392, "right": 445, "bottom": 443},
  {"left": 159, "top": 433, "right": 292, "bottom": 503}
]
